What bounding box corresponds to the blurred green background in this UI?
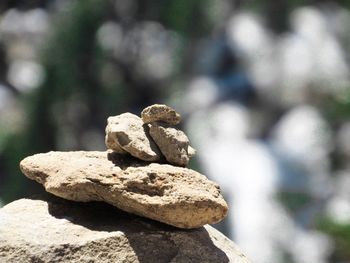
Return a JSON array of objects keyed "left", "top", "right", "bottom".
[{"left": 1, "top": 1, "right": 350, "bottom": 262}]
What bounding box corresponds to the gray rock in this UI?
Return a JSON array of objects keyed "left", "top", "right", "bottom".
[
  {"left": 0, "top": 197, "right": 251, "bottom": 263},
  {"left": 20, "top": 151, "right": 228, "bottom": 229},
  {"left": 105, "top": 113, "right": 161, "bottom": 161},
  {"left": 141, "top": 104, "right": 181, "bottom": 125},
  {"left": 149, "top": 122, "right": 194, "bottom": 167}
]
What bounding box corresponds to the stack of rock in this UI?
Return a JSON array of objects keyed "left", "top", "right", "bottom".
[
  {"left": 0, "top": 104, "right": 251, "bottom": 262},
  {"left": 105, "top": 104, "right": 195, "bottom": 167},
  {"left": 20, "top": 104, "right": 227, "bottom": 228}
]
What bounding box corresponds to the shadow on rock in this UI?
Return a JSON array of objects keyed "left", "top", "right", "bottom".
[
  {"left": 107, "top": 151, "right": 152, "bottom": 170},
  {"left": 41, "top": 194, "right": 230, "bottom": 263}
]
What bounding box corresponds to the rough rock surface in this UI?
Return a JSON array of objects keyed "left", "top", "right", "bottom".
[
  {"left": 0, "top": 197, "right": 250, "bottom": 263},
  {"left": 20, "top": 151, "right": 228, "bottom": 228},
  {"left": 105, "top": 113, "right": 161, "bottom": 161},
  {"left": 141, "top": 104, "right": 181, "bottom": 125},
  {"left": 149, "top": 122, "right": 192, "bottom": 167}
]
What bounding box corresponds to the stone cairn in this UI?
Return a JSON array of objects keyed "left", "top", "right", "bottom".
[
  {"left": 19, "top": 104, "right": 228, "bottom": 228},
  {"left": 0, "top": 104, "right": 251, "bottom": 262}
]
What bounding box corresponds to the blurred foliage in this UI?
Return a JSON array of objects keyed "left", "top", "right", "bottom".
[
  {"left": 276, "top": 191, "right": 313, "bottom": 214},
  {"left": 318, "top": 218, "right": 350, "bottom": 262}
]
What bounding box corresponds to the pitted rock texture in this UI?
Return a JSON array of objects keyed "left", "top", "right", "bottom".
[
  {"left": 0, "top": 197, "right": 250, "bottom": 263},
  {"left": 20, "top": 151, "right": 228, "bottom": 228},
  {"left": 149, "top": 122, "right": 192, "bottom": 167},
  {"left": 105, "top": 113, "right": 161, "bottom": 161},
  {"left": 141, "top": 104, "right": 181, "bottom": 125}
]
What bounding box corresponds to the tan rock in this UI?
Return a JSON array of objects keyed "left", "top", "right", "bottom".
[
  {"left": 141, "top": 104, "right": 181, "bottom": 125},
  {"left": 105, "top": 113, "right": 161, "bottom": 161},
  {"left": 20, "top": 151, "right": 228, "bottom": 229},
  {"left": 149, "top": 122, "right": 194, "bottom": 167},
  {"left": 105, "top": 129, "right": 126, "bottom": 154},
  {"left": 0, "top": 197, "right": 250, "bottom": 263}
]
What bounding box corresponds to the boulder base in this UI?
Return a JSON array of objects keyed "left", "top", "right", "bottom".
[{"left": 0, "top": 197, "right": 250, "bottom": 263}]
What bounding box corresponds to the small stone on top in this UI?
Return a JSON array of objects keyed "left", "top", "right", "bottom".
[{"left": 141, "top": 104, "right": 181, "bottom": 125}]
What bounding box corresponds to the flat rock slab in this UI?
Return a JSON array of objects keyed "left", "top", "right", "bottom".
[
  {"left": 0, "top": 197, "right": 250, "bottom": 263},
  {"left": 20, "top": 151, "right": 228, "bottom": 229}
]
